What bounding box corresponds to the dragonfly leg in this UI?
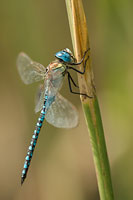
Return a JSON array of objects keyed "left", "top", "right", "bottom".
[
  {"left": 67, "top": 71, "right": 93, "bottom": 98},
  {"left": 68, "top": 48, "right": 90, "bottom": 66},
  {"left": 67, "top": 72, "right": 79, "bottom": 88},
  {"left": 67, "top": 55, "right": 89, "bottom": 74}
]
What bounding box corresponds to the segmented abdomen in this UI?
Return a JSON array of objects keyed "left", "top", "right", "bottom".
[{"left": 21, "top": 95, "right": 48, "bottom": 185}]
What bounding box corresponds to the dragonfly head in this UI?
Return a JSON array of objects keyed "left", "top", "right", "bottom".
[{"left": 55, "top": 48, "right": 76, "bottom": 64}]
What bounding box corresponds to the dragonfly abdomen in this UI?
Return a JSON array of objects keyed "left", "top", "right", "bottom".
[{"left": 21, "top": 95, "right": 48, "bottom": 185}]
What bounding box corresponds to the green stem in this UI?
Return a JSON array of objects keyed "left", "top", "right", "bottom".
[{"left": 65, "top": 0, "right": 114, "bottom": 199}]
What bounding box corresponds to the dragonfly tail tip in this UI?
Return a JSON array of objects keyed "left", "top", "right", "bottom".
[{"left": 21, "top": 177, "right": 25, "bottom": 185}]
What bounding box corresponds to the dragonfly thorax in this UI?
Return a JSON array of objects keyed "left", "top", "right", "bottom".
[
  {"left": 47, "top": 61, "right": 66, "bottom": 93},
  {"left": 48, "top": 61, "right": 66, "bottom": 75}
]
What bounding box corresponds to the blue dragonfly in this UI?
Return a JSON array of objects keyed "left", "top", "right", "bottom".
[{"left": 17, "top": 48, "right": 91, "bottom": 185}]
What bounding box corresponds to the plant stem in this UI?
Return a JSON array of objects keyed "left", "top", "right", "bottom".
[{"left": 65, "top": 0, "right": 114, "bottom": 199}]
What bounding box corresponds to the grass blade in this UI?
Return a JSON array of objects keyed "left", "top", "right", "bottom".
[{"left": 65, "top": 0, "right": 114, "bottom": 199}]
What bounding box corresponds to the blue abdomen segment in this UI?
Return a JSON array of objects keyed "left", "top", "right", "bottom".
[{"left": 21, "top": 95, "right": 48, "bottom": 185}]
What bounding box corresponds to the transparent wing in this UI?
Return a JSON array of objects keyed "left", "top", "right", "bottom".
[
  {"left": 46, "top": 93, "right": 79, "bottom": 128},
  {"left": 35, "top": 84, "right": 44, "bottom": 113},
  {"left": 17, "top": 52, "right": 46, "bottom": 84},
  {"left": 35, "top": 78, "right": 58, "bottom": 113}
]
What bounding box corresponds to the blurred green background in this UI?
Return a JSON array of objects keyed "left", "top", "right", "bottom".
[{"left": 0, "top": 0, "right": 133, "bottom": 199}]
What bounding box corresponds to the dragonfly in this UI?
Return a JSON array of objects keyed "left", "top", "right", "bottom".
[{"left": 17, "top": 48, "right": 92, "bottom": 185}]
